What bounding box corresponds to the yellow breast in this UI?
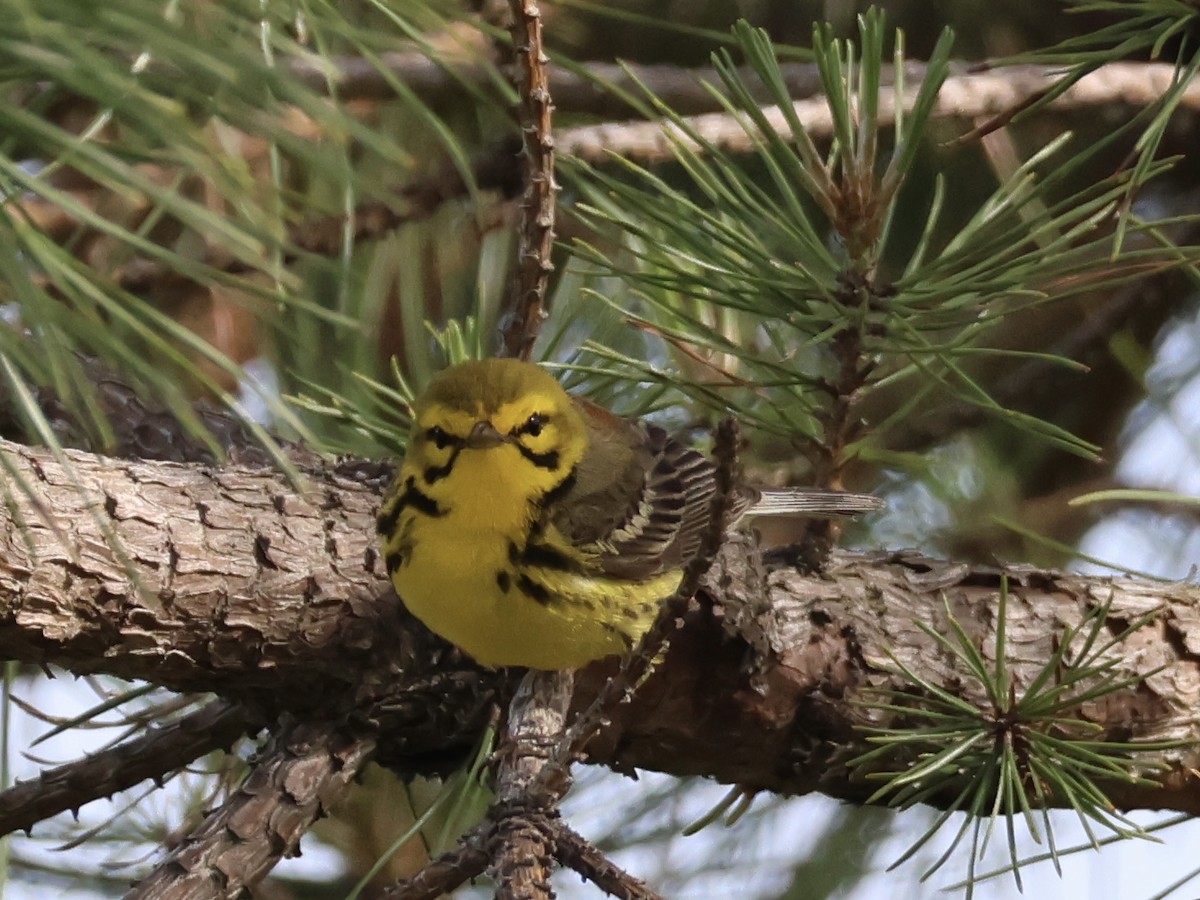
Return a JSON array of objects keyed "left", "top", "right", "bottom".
[
  {"left": 386, "top": 445, "right": 673, "bottom": 669},
  {"left": 393, "top": 522, "right": 628, "bottom": 669}
]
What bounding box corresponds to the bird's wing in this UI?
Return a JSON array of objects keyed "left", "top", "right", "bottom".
[{"left": 545, "top": 399, "right": 743, "bottom": 580}]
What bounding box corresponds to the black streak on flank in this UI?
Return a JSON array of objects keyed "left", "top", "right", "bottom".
[
  {"left": 385, "top": 550, "right": 404, "bottom": 574},
  {"left": 516, "top": 444, "right": 559, "bottom": 471},
  {"left": 517, "top": 574, "right": 553, "bottom": 606},
  {"left": 424, "top": 463, "right": 453, "bottom": 484},
  {"left": 496, "top": 570, "right": 512, "bottom": 593},
  {"left": 522, "top": 542, "right": 578, "bottom": 572}
]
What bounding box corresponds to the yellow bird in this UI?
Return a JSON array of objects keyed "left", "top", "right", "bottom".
[{"left": 377, "top": 358, "right": 880, "bottom": 669}]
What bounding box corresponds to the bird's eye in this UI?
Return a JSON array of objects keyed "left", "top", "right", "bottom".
[
  {"left": 426, "top": 426, "right": 452, "bottom": 449},
  {"left": 521, "top": 413, "right": 547, "bottom": 437}
]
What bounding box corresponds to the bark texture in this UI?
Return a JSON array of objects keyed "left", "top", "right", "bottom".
[
  {"left": 125, "top": 719, "right": 374, "bottom": 899},
  {"left": 2, "top": 437, "right": 1198, "bottom": 810}
]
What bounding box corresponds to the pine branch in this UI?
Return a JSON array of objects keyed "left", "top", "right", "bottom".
[
  {"left": 11, "top": 139, "right": 524, "bottom": 304},
  {"left": 554, "top": 822, "right": 664, "bottom": 900},
  {"left": 0, "top": 437, "right": 1198, "bottom": 818},
  {"left": 0, "top": 700, "right": 252, "bottom": 839},
  {"left": 379, "top": 823, "right": 490, "bottom": 900},
  {"left": 876, "top": 223, "right": 1198, "bottom": 455},
  {"left": 126, "top": 718, "right": 374, "bottom": 899},
  {"left": 287, "top": 139, "right": 523, "bottom": 257},
  {"left": 11, "top": 61, "right": 1194, "bottom": 311},
  {"left": 285, "top": 52, "right": 831, "bottom": 116},
  {"left": 487, "top": 670, "right": 573, "bottom": 899},
  {"left": 4, "top": 354, "right": 319, "bottom": 465},
  {"left": 558, "top": 61, "right": 1200, "bottom": 162}
]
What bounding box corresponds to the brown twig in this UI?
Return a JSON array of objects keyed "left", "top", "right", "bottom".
[
  {"left": 498, "top": 0, "right": 557, "bottom": 360},
  {"left": 0, "top": 701, "right": 253, "bottom": 839},
  {"left": 487, "top": 670, "right": 574, "bottom": 899},
  {"left": 378, "top": 822, "right": 491, "bottom": 900},
  {"left": 11, "top": 138, "right": 524, "bottom": 305},
  {"left": 793, "top": 272, "right": 877, "bottom": 566},
  {"left": 553, "top": 822, "right": 665, "bottom": 900},
  {"left": 287, "top": 139, "right": 523, "bottom": 258},
  {"left": 17, "top": 63, "right": 1196, "bottom": 307}
]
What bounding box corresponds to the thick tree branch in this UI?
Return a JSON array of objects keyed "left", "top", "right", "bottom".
[
  {"left": 1, "top": 438, "right": 1198, "bottom": 814},
  {"left": 0, "top": 438, "right": 500, "bottom": 774}
]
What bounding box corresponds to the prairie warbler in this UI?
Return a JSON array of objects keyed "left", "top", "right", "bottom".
[{"left": 377, "top": 358, "right": 879, "bottom": 669}]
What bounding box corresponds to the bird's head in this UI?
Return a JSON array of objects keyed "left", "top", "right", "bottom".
[{"left": 404, "top": 358, "right": 587, "bottom": 500}]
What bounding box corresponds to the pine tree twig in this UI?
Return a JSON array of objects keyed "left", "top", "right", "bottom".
[
  {"left": 489, "top": 806, "right": 558, "bottom": 900},
  {"left": 0, "top": 700, "right": 253, "bottom": 839},
  {"left": 41, "top": 51, "right": 847, "bottom": 123},
  {"left": 553, "top": 821, "right": 665, "bottom": 900},
  {"left": 486, "top": 669, "right": 574, "bottom": 898},
  {"left": 378, "top": 822, "right": 491, "bottom": 900},
  {"left": 498, "top": 0, "right": 557, "bottom": 361},
  {"left": 877, "top": 215, "right": 1200, "bottom": 456},
  {"left": 384, "top": 670, "right": 571, "bottom": 900},
  {"left": 557, "top": 61, "right": 1200, "bottom": 163},
  {"left": 125, "top": 718, "right": 374, "bottom": 900},
  {"left": 797, "top": 277, "right": 877, "bottom": 566},
  {"left": 15, "top": 63, "right": 1192, "bottom": 305}
]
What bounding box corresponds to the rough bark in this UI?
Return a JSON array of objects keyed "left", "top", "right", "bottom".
[
  {"left": 1, "top": 437, "right": 1198, "bottom": 811},
  {"left": 124, "top": 718, "right": 374, "bottom": 899}
]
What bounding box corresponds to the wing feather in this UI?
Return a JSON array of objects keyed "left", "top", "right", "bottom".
[{"left": 545, "top": 399, "right": 746, "bottom": 580}]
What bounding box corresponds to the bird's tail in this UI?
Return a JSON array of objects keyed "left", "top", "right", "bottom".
[{"left": 745, "top": 487, "right": 883, "bottom": 518}]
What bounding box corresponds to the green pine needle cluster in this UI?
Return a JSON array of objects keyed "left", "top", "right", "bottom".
[{"left": 849, "top": 579, "right": 1185, "bottom": 896}]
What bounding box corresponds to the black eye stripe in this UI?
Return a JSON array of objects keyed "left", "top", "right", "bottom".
[
  {"left": 517, "top": 413, "right": 548, "bottom": 437},
  {"left": 425, "top": 425, "right": 461, "bottom": 450}
]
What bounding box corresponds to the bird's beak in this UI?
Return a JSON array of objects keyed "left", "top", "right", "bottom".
[{"left": 465, "top": 420, "right": 507, "bottom": 449}]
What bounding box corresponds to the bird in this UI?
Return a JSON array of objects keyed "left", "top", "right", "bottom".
[{"left": 376, "top": 358, "right": 881, "bottom": 670}]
